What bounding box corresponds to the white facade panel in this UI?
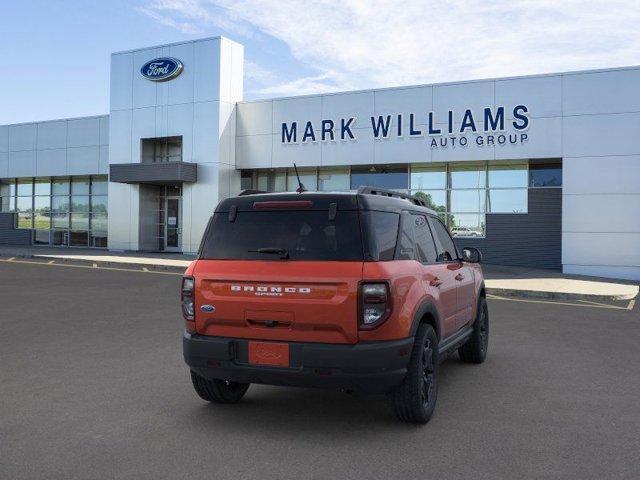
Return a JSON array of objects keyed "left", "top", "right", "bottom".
[
  {"left": 8, "top": 150, "right": 37, "bottom": 177},
  {"left": 110, "top": 53, "right": 133, "bottom": 111},
  {"left": 98, "top": 145, "right": 109, "bottom": 174},
  {"left": 322, "top": 91, "right": 374, "bottom": 125},
  {"left": 562, "top": 68, "right": 640, "bottom": 116},
  {"left": 36, "top": 121, "right": 67, "bottom": 150},
  {"left": 36, "top": 148, "right": 67, "bottom": 176},
  {"left": 67, "top": 146, "right": 100, "bottom": 175},
  {"left": 494, "top": 116, "right": 561, "bottom": 160},
  {"left": 167, "top": 102, "right": 194, "bottom": 162},
  {"left": 132, "top": 48, "right": 161, "bottom": 109},
  {"left": 167, "top": 42, "right": 195, "bottom": 105},
  {"left": 192, "top": 101, "right": 219, "bottom": 164},
  {"left": 374, "top": 86, "right": 432, "bottom": 125},
  {"left": 272, "top": 135, "right": 321, "bottom": 167},
  {"left": 194, "top": 39, "right": 221, "bottom": 103},
  {"left": 0, "top": 126, "right": 8, "bottom": 152},
  {"left": 236, "top": 134, "right": 272, "bottom": 168},
  {"left": 67, "top": 117, "right": 101, "bottom": 148},
  {"left": 563, "top": 112, "right": 640, "bottom": 158},
  {"left": 9, "top": 124, "right": 37, "bottom": 152},
  {"left": 495, "top": 75, "right": 562, "bottom": 119},
  {"left": 433, "top": 81, "right": 494, "bottom": 123},
  {"left": 107, "top": 110, "right": 132, "bottom": 164},
  {"left": 237, "top": 101, "right": 273, "bottom": 137},
  {"left": 0, "top": 152, "right": 8, "bottom": 177},
  {"left": 562, "top": 232, "right": 640, "bottom": 267},
  {"left": 272, "top": 96, "right": 322, "bottom": 136},
  {"left": 563, "top": 194, "right": 640, "bottom": 233},
  {"left": 374, "top": 136, "right": 431, "bottom": 165},
  {"left": 563, "top": 156, "right": 640, "bottom": 195},
  {"left": 563, "top": 265, "right": 640, "bottom": 281},
  {"left": 321, "top": 133, "right": 374, "bottom": 166},
  {"left": 99, "top": 117, "right": 109, "bottom": 145}
]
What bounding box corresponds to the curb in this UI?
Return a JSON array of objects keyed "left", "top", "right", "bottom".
[
  {"left": 0, "top": 253, "right": 189, "bottom": 273},
  {"left": 486, "top": 287, "right": 637, "bottom": 302}
]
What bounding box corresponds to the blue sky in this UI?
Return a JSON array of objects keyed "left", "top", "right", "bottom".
[{"left": 1, "top": 0, "right": 639, "bottom": 124}]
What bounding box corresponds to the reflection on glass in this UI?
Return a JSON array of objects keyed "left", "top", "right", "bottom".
[
  {"left": 286, "top": 168, "right": 317, "bottom": 191},
  {"left": 318, "top": 168, "right": 349, "bottom": 191},
  {"left": 350, "top": 165, "right": 408, "bottom": 190},
  {"left": 450, "top": 190, "right": 486, "bottom": 213},
  {"left": 91, "top": 176, "right": 108, "bottom": 195},
  {"left": 51, "top": 229, "right": 68, "bottom": 246},
  {"left": 17, "top": 179, "right": 33, "bottom": 196},
  {"left": 0, "top": 196, "right": 15, "bottom": 213},
  {"left": 529, "top": 164, "right": 562, "bottom": 187},
  {"left": 488, "top": 189, "right": 528, "bottom": 213},
  {"left": 16, "top": 197, "right": 33, "bottom": 229},
  {"left": 91, "top": 195, "right": 108, "bottom": 214},
  {"left": 90, "top": 232, "right": 108, "bottom": 248},
  {"left": 71, "top": 196, "right": 90, "bottom": 212},
  {"left": 34, "top": 178, "right": 51, "bottom": 196},
  {"left": 69, "top": 230, "right": 89, "bottom": 247},
  {"left": 1, "top": 179, "right": 16, "bottom": 197},
  {"left": 91, "top": 213, "right": 108, "bottom": 232},
  {"left": 34, "top": 230, "right": 50, "bottom": 245},
  {"left": 489, "top": 163, "right": 527, "bottom": 188},
  {"left": 52, "top": 196, "right": 69, "bottom": 213},
  {"left": 71, "top": 177, "right": 90, "bottom": 195},
  {"left": 410, "top": 164, "right": 446, "bottom": 189},
  {"left": 257, "top": 170, "right": 286, "bottom": 192},
  {"left": 33, "top": 197, "right": 51, "bottom": 229},
  {"left": 412, "top": 190, "right": 446, "bottom": 212},
  {"left": 450, "top": 164, "right": 486, "bottom": 189},
  {"left": 71, "top": 213, "right": 89, "bottom": 230},
  {"left": 52, "top": 213, "right": 69, "bottom": 229},
  {"left": 52, "top": 178, "right": 70, "bottom": 195},
  {"left": 448, "top": 214, "right": 486, "bottom": 238}
]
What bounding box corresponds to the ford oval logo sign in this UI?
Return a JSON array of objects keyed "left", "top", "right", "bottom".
[{"left": 140, "top": 57, "right": 184, "bottom": 82}]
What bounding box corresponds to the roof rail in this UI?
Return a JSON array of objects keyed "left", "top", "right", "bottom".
[
  {"left": 238, "top": 189, "right": 267, "bottom": 196},
  {"left": 357, "top": 186, "right": 427, "bottom": 207}
]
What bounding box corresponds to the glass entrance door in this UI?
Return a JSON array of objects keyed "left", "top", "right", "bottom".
[{"left": 164, "top": 197, "right": 181, "bottom": 251}]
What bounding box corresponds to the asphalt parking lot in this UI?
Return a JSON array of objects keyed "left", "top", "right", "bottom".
[{"left": 1, "top": 259, "right": 639, "bottom": 480}]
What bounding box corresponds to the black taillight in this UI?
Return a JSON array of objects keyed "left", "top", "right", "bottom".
[
  {"left": 359, "top": 282, "right": 392, "bottom": 329},
  {"left": 181, "top": 276, "right": 195, "bottom": 321}
]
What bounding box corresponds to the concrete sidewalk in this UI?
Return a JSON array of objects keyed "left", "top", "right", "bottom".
[{"left": 0, "top": 246, "right": 637, "bottom": 301}]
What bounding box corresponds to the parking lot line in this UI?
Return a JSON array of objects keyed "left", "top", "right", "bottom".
[
  {"left": 0, "top": 258, "right": 183, "bottom": 276},
  {"left": 487, "top": 293, "right": 635, "bottom": 311}
]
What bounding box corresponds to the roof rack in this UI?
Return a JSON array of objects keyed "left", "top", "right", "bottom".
[
  {"left": 357, "top": 186, "right": 428, "bottom": 207},
  {"left": 238, "top": 189, "right": 267, "bottom": 196}
]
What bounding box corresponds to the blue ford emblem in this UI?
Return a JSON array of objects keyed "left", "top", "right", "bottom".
[
  {"left": 140, "top": 57, "right": 184, "bottom": 82},
  {"left": 200, "top": 304, "right": 215, "bottom": 313}
]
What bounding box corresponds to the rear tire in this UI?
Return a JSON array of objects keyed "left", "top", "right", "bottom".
[
  {"left": 190, "top": 370, "right": 250, "bottom": 404},
  {"left": 388, "top": 324, "right": 438, "bottom": 424},
  {"left": 458, "top": 297, "right": 489, "bottom": 364}
]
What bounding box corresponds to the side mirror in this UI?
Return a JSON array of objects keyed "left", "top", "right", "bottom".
[{"left": 461, "top": 247, "right": 482, "bottom": 263}]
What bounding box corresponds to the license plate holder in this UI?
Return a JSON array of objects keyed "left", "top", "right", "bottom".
[{"left": 248, "top": 341, "right": 290, "bottom": 367}]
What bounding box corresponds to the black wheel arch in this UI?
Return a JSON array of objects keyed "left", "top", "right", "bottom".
[{"left": 409, "top": 300, "right": 442, "bottom": 341}]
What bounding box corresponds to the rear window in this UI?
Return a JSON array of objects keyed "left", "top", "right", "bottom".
[{"left": 200, "top": 210, "right": 363, "bottom": 261}]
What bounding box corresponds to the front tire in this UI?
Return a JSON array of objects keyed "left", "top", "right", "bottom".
[
  {"left": 190, "top": 370, "right": 250, "bottom": 404},
  {"left": 388, "top": 324, "right": 438, "bottom": 424},
  {"left": 458, "top": 296, "right": 489, "bottom": 364}
]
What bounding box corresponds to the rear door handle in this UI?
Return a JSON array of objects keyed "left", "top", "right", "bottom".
[
  {"left": 455, "top": 273, "right": 464, "bottom": 281},
  {"left": 429, "top": 277, "right": 443, "bottom": 287}
]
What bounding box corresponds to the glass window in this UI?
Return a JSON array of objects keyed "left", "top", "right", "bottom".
[
  {"left": 71, "top": 195, "right": 90, "bottom": 212},
  {"left": 201, "top": 210, "right": 363, "bottom": 261},
  {"left": 240, "top": 171, "right": 253, "bottom": 190},
  {"left": 318, "top": 167, "right": 349, "bottom": 191},
  {"left": 412, "top": 214, "right": 438, "bottom": 264},
  {"left": 91, "top": 213, "right": 108, "bottom": 232},
  {"left": 396, "top": 214, "right": 417, "bottom": 261},
  {"left": 488, "top": 189, "right": 528, "bottom": 213},
  {"left": 530, "top": 163, "right": 562, "bottom": 187},
  {"left": 52, "top": 196, "right": 69, "bottom": 213},
  {"left": 90, "top": 232, "right": 108, "bottom": 248},
  {"left": 286, "top": 168, "right": 317, "bottom": 191},
  {"left": 350, "top": 164, "right": 408, "bottom": 190},
  {"left": 360, "top": 211, "right": 399, "bottom": 261},
  {"left": 69, "top": 230, "right": 89, "bottom": 247},
  {"left": 52, "top": 178, "right": 70, "bottom": 195},
  {"left": 448, "top": 214, "right": 486, "bottom": 238},
  {"left": 16, "top": 196, "right": 33, "bottom": 229},
  {"left": 450, "top": 190, "right": 486, "bottom": 213},
  {"left": 52, "top": 229, "right": 69, "bottom": 246},
  {"left": 71, "top": 177, "right": 90, "bottom": 195},
  {"left": 33, "top": 196, "right": 51, "bottom": 229},
  {"left": 489, "top": 163, "right": 527, "bottom": 188},
  {"left": 52, "top": 213, "right": 69, "bottom": 229},
  {"left": 450, "top": 163, "right": 486, "bottom": 189},
  {"left": 91, "top": 176, "right": 108, "bottom": 195},
  {"left": 410, "top": 164, "right": 446, "bottom": 190},
  {"left": 428, "top": 217, "right": 458, "bottom": 262},
  {"left": 0, "top": 196, "right": 15, "bottom": 212},
  {"left": 256, "top": 170, "right": 286, "bottom": 192},
  {"left": 71, "top": 213, "right": 89, "bottom": 230},
  {"left": 34, "top": 178, "right": 51, "bottom": 196},
  {"left": 412, "top": 190, "right": 446, "bottom": 212},
  {"left": 91, "top": 195, "right": 108, "bottom": 214},
  {"left": 17, "top": 179, "right": 33, "bottom": 196},
  {"left": 1, "top": 179, "right": 16, "bottom": 197},
  {"left": 34, "top": 230, "right": 50, "bottom": 245}
]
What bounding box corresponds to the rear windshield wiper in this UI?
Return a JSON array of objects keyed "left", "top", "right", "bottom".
[{"left": 248, "top": 247, "right": 290, "bottom": 259}]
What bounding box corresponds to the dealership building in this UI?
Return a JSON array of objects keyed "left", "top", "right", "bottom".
[{"left": 1, "top": 36, "right": 639, "bottom": 280}]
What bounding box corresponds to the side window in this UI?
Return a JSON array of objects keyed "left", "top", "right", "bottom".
[
  {"left": 361, "top": 211, "right": 399, "bottom": 261},
  {"left": 396, "top": 213, "right": 417, "bottom": 260},
  {"left": 412, "top": 214, "right": 438, "bottom": 263},
  {"left": 428, "top": 217, "right": 458, "bottom": 262}
]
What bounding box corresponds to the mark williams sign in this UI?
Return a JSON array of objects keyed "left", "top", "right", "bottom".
[
  {"left": 281, "top": 105, "right": 529, "bottom": 148},
  {"left": 140, "top": 57, "right": 184, "bottom": 82}
]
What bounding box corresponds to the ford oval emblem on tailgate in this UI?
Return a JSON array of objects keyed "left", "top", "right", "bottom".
[{"left": 200, "top": 304, "right": 215, "bottom": 313}]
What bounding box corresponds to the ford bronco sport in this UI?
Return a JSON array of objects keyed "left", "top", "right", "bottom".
[{"left": 182, "top": 187, "right": 488, "bottom": 423}]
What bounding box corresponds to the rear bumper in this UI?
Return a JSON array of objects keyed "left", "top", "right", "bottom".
[{"left": 183, "top": 332, "right": 414, "bottom": 394}]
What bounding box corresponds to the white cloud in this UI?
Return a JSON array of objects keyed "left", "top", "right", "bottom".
[{"left": 141, "top": 0, "right": 640, "bottom": 97}]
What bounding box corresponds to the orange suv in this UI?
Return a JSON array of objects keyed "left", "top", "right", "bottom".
[{"left": 182, "top": 187, "right": 488, "bottom": 423}]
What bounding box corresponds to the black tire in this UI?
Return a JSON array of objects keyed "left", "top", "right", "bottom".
[
  {"left": 190, "top": 370, "right": 250, "bottom": 404},
  {"left": 458, "top": 296, "right": 489, "bottom": 364},
  {"left": 388, "top": 324, "right": 438, "bottom": 424}
]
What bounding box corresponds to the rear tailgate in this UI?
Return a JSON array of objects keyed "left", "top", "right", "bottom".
[{"left": 194, "top": 260, "right": 363, "bottom": 344}]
